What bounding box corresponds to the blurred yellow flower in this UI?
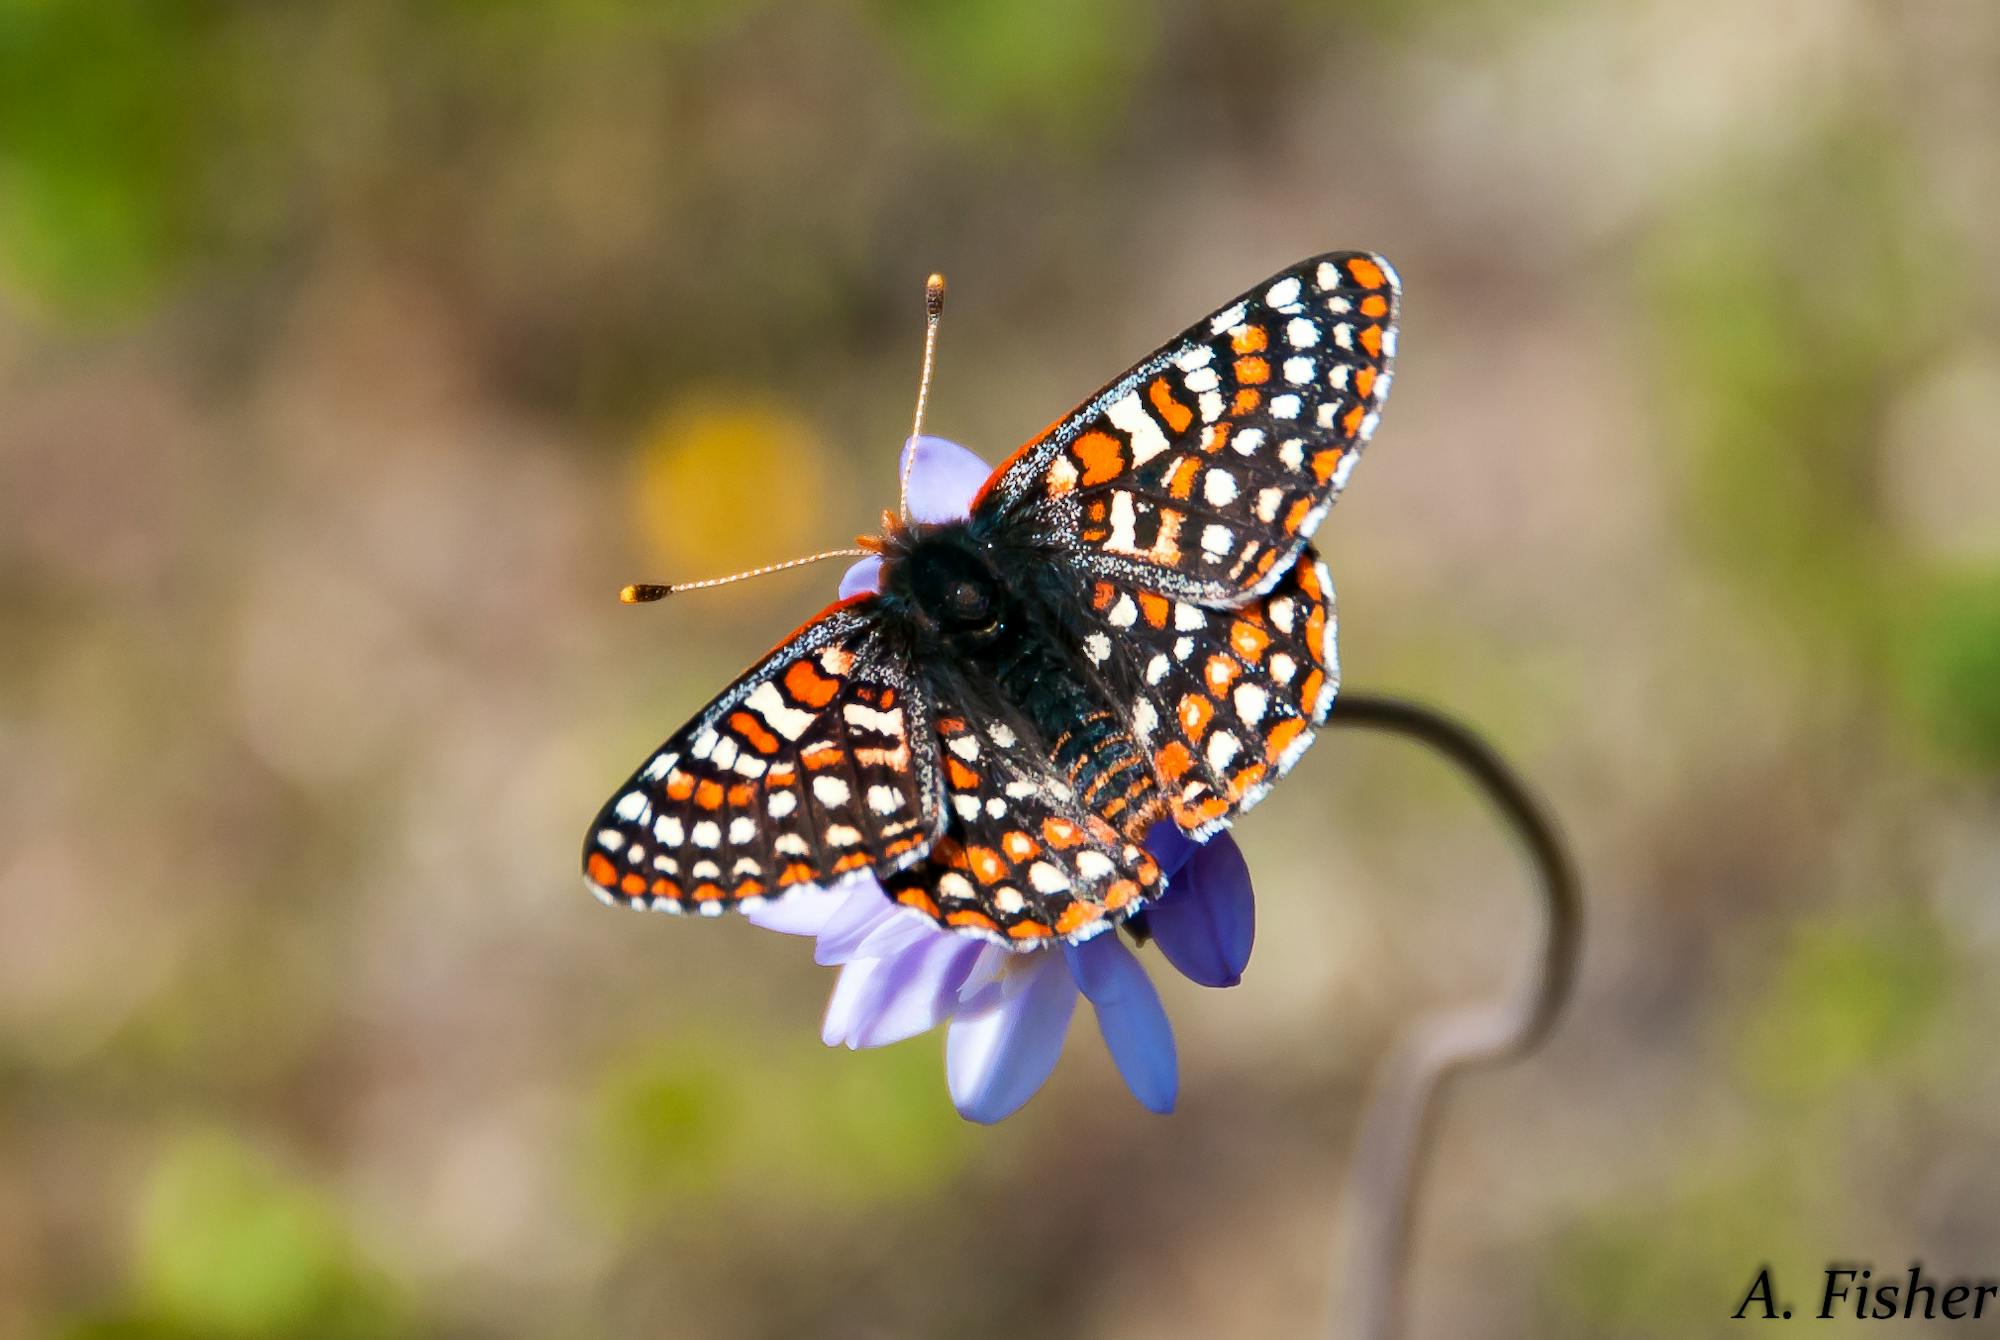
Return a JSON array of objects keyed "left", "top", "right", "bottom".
[{"left": 628, "top": 397, "right": 836, "bottom": 582}]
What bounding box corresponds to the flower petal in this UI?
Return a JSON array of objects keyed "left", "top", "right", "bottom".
[
  {"left": 1147, "top": 832, "right": 1256, "bottom": 988},
  {"left": 1065, "top": 936, "right": 1178, "bottom": 1114},
  {"left": 821, "top": 955, "right": 884, "bottom": 1046},
  {"left": 946, "top": 953, "right": 1077, "bottom": 1124},
  {"left": 838, "top": 556, "right": 884, "bottom": 600},
  {"left": 1143, "top": 821, "right": 1201, "bottom": 880},
  {"left": 811, "top": 879, "right": 901, "bottom": 966},
  {"left": 847, "top": 937, "right": 985, "bottom": 1049},
  {"left": 901, "top": 436, "right": 991, "bottom": 524},
  {"left": 742, "top": 882, "right": 851, "bottom": 937}
]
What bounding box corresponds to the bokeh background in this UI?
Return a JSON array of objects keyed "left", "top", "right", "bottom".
[{"left": 4, "top": 2, "right": 1999, "bottom": 1336}]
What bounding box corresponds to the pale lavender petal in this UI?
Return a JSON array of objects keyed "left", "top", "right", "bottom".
[
  {"left": 902, "top": 436, "right": 991, "bottom": 524},
  {"left": 1148, "top": 832, "right": 1256, "bottom": 988},
  {"left": 742, "top": 882, "right": 850, "bottom": 937},
  {"left": 946, "top": 954, "right": 1077, "bottom": 1124},
  {"left": 847, "top": 937, "right": 985, "bottom": 1049},
  {"left": 955, "top": 944, "right": 1010, "bottom": 1011},
  {"left": 812, "top": 881, "right": 901, "bottom": 966},
  {"left": 850, "top": 906, "right": 938, "bottom": 962},
  {"left": 821, "top": 956, "right": 884, "bottom": 1046},
  {"left": 1065, "top": 935, "right": 1177, "bottom": 1114},
  {"left": 838, "top": 556, "right": 884, "bottom": 600}
]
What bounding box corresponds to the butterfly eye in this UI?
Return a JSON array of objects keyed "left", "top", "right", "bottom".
[{"left": 946, "top": 581, "right": 990, "bottom": 622}]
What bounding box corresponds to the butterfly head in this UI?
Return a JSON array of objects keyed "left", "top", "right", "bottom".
[{"left": 874, "top": 520, "right": 1005, "bottom": 642}]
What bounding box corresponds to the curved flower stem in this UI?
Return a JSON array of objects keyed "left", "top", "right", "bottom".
[{"left": 1322, "top": 692, "right": 1582, "bottom": 1340}]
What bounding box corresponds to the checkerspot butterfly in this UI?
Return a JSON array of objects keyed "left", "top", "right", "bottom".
[{"left": 585, "top": 252, "right": 1399, "bottom": 946}]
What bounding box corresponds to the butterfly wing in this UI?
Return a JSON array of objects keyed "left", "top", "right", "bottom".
[
  {"left": 582, "top": 598, "right": 945, "bottom": 914},
  {"left": 975, "top": 252, "right": 1398, "bottom": 603},
  {"left": 1073, "top": 547, "right": 1338, "bottom": 838},
  {"left": 881, "top": 711, "right": 1162, "bottom": 944}
]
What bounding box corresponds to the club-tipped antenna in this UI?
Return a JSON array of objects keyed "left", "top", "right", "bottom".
[
  {"left": 899, "top": 272, "right": 947, "bottom": 521},
  {"left": 619, "top": 546, "right": 872, "bottom": 603}
]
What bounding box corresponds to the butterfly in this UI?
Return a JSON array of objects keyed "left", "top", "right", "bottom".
[{"left": 584, "top": 252, "right": 1399, "bottom": 947}]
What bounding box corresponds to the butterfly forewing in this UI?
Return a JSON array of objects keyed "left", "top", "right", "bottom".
[
  {"left": 976, "top": 252, "right": 1397, "bottom": 603},
  {"left": 583, "top": 600, "right": 945, "bottom": 914}
]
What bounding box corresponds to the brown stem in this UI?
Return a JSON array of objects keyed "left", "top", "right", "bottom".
[{"left": 1323, "top": 693, "right": 1582, "bottom": 1340}]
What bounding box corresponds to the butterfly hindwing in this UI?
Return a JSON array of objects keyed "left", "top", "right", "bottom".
[
  {"left": 882, "top": 712, "right": 1162, "bottom": 944},
  {"left": 976, "top": 252, "right": 1397, "bottom": 602},
  {"left": 582, "top": 599, "right": 945, "bottom": 914},
  {"left": 1072, "top": 547, "right": 1339, "bottom": 838}
]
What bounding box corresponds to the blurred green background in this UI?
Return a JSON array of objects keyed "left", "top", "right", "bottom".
[{"left": 3, "top": 2, "right": 1998, "bottom": 1337}]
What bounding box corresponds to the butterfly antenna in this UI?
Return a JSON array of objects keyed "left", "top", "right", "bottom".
[
  {"left": 619, "top": 547, "right": 872, "bottom": 603},
  {"left": 898, "top": 272, "right": 947, "bottom": 522}
]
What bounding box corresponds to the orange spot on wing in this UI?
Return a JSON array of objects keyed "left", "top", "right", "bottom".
[
  {"left": 1148, "top": 377, "right": 1194, "bottom": 433},
  {"left": 1001, "top": 831, "right": 1039, "bottom": 861},
  {"left": 801, "top": 741, "right": 844, "bottom": 769},
  {"left": 732, "top": 877, "right": 765, "bottom": 898},
  {"left": 1157, "top": 741, "right": 1194, "bottom": 780},
  {"left": 691, "top": 882, "right": 725, "bottom": 901},
  {"left": 897, "top": 888, "right": 940, "bottom": 918},
  {"left": 1360, "top": 293, "right": 1389, "bottom": 318},
  {"left": 1267, "top": 718, "right": 1307, "bottom": 760},
  {"left": 1105, "top": 879, "right": 1141, "bottom": 909},
  {"left": 1074, "top": 431, "right": 1126, "bottom": 486},
  {"left": 965, "top": 846, "right": 1006, "bottom": 884},
  {"left": 833, "top": 852, "right": 871, "bottom": 873},
  {"left": 1299, "top": 669, "right": 1325, "bottom": 707},
  {"left": 1283, "top": 497, "right": 1313, "bottom": 534},
  {"left": 1092, "top": 581, "right": 1116, "bottom": 611},
  {"left": 620, "top": 872, "right": 647, "bottom": 896},
  {"left": 1230, "top": 763, "right": 1269, "bottom": 799},
  {"left": 947, "top": 909, "right": 999, "bottom": 933},
  {"left": 1316, "top": 445, "right": 1348, "bottom": 481},
  {"left": 1205, "top": 653, "right": 1241, "bottom": 693},
  {"left": 651, "top": 877, "right": 681, "bottom": 897},
  {"left": 1355, "top": 366, "right": 1377, "bottom": 399},
  {"left": 1055, "top": 902, "right": 1105, "bottom": 935},
  {"left": 1177, "top": 694, "right": 1214, "bottom": 742},
  {"left": 1347, "top": 257, "right": 1388, "bottom": 289},
  {"left": 946, "top": 757, "right": 979, "bottom": 790},
  {"left": 780, "top": 861, "right": 815, "bottom": 885},
  {"left": 1230, "top": 620, "right": 1271, "bottom": 661},
  {"left": 666, "top": 772, "right": 695, "bottom": 800},
  {"left": 1138, "top": 592, "right": 1170, "bottom": 628},
  {"left": 1042, "top": 818, "right": 1084, "bottom": 848},
  {"left": 587, "top": 853, "right": 618, "bottom": 885},
  {"left": 1232, "top": 324, "right": 1268, "bottom": 353},
  {"left": 729, "top": 711, "right": 780, "bottom": 755},
  {"left": 783, "top": 659, "right": 840, "bottom": 708},
  {"left": 694, "top": 779, "right": 725, "bottom": 810},
  {"left": 727, "top": 782, "right": 755, "bottom": 806},
  {"left": 1007, "top": 921, "right": 1053, "bottom": 940},
  {"left": 1234, "top": 356, "right": 1270, "bottom": 385},
  {"left": 1231, "top": 388, "right": 1261, "bottom": 416},
  {"left": 1359, "top": 325, "right": 1383, "bottom": 358},
  {"left": 1164, "top": 454, "right": 1200, "bottom": 500}
]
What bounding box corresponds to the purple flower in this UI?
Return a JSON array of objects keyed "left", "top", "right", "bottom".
[{"left": 745, "top": 437, "right": 1258, "bottom": 1124}]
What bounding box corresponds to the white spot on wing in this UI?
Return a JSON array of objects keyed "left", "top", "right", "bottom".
[
  {"left": 767, "top": 792, "right": 796, "bottom": 819},
  {"left": 614, "top": 791, "right": 649, "bottom": 822},
  {"left": 746, "top": 680, "right": 814, "bottom": 741},
  {"left": 1107, "top": 391, "right": 1170, "bottom": 466},
  {"left": 1203, "top": 469, "right": 1238, "bottom": 507},
  {"left": 812, "top": 776, "right": 851, "bottom": 807}
]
